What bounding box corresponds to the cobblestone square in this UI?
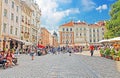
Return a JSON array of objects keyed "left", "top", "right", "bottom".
[{"left": 0, "top": 52, "right": 120, "bottom": 78}]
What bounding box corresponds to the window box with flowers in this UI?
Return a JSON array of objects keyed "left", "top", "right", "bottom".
[
  {"left": 21, "top": 31, "right": 24, "bottom": 33},
  {"left": 25, "top": 22, "right": 27, "bottom": 24},
  {"left": 28, "top": 32, "right": 29, "bottom": 35},
  {"left": 28, "top": 23, "right": 30, "bottom": 25},
  {"left": 22, "top": 20, "right": 24, "bottom": 22}
]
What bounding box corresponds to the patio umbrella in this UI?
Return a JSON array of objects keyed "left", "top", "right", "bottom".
[
  {"left": 37, "top": 44, "right": 45, "bottom": 49},
  {"left": 109, "top": 37, "right": 120, "bottom": 42},
  {"left": 99, "top": 39, "right": 110, "bottom": 43}
]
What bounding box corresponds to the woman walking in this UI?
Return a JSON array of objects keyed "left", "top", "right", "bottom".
[{"left": 30, "top": 47, "right": 35, "bottom": 60}]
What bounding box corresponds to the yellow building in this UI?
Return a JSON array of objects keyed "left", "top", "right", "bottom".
[
  {"left": 0, "top": 0, "right": 21, "bottom": 51},
  {"left": 21, "top": 1, "right": 32, "bottom": 44}
]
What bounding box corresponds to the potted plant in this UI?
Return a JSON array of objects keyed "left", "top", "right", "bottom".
[
  {"left": 117, "top": 50, "right": 120, "bottom": 61},
  {"left": 110, "top": 49, "right": 115, "bottom": 60},
  {"left": 100, "top": 49, "right": 104, "bottom": 57},
  {"left": 104, "top": 48, "right": 111, "bottom": 59}
]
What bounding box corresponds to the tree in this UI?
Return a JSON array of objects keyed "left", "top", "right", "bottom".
[{"left": 104, "top": 0, "right": 120, "bottom": 39}]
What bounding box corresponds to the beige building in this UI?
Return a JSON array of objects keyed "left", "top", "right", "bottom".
[
  {"left": 0, "top": 0, "right": 21, "bottom": 51},
  {"left": 23, "top": 0, "right": 41, "bottom": 46},
  {"left": 0, "top": 0, "right": 41, "bottom": 51},
  {"left": 59, "top": 21, "right": 74, "bottom": 47},
  {"left": 59, "top": 21, "right": 105, "bottom": 47}
]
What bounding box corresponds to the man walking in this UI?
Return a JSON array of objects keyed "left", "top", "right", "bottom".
[{"left": 89, "top": 45, "right": 94, "bottom": 56}]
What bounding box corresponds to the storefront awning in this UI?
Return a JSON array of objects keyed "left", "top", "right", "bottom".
[
  {"left": 10, "top": 38, "right": 33, "bottom": 45},
  {"left": 10, "top": 38, "right": 24, "bottom": 43}
]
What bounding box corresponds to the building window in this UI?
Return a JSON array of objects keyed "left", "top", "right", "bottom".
[
  {"left": 80, "top": 28, "right": 82, "bottom": 30},
  {"left": 98, "top": 39, "right": 99, "bottom": 42},
  {"left": 4, "top": 0, "right": 8, "bottom": 4},
  {"left": 66, "top": 28, "right": 68, "bottom": 31},
  {"left": 90, "top": 39, "right": 92, "bottom": 42},
  {"left": 33, "top": 11, "right": 35, "bottom": 16},
  {"left": 22, "top": 15, "right": 24, "bottom": 22},
  {"left": 102, "top": 32, "right": 104, "bottom": 35},
  {"left": 76, "top": 33, "right": 78, "bottom": 36},
  {"left": 15, "top": 28, "right": 17, "bottom": 35},
  {"left": 25, "top": 17, "right": 27, "bottom": 24},
  {"left": 90, "top": 34, "right": 92, "bottom": 37},
  {"left": 84, "top": 33, "right": 86, "bottom": 36},
  {"left": 70, "top": 28, "right": 72, "bottom": 31},
  {"left": 97, "top": 29, "right": 99, "bottom": 32},
  {"left": 102, "top": 28, "right": 104, "bottom": 30},
  {"left": 10, "top": 26, "right": 13, "bottom": 34},
  {"left": 33, "top": 19, "right": 34, "bottom": 24},
  {"left": 11, "top": 13, "right": 14, "bottom": 20},
  {"left": 80, "top": 33, "right": 81, "bottom": 36},
  {"left": 12, "top": 1, "right": 14, "bottom": 8},
  {"left": 16, "top": 16, "right": 18, "bottom": 23},
  {"left": 63, "top": 28, "right": 64, "bottom": 31},
  {"left": 89, "top": 29, "right": 91, "bottom": 32},
  {"left": 84, "top": 28, "right": 86, "bottom": 30},
  {"left": 76, "top": 28, "right": 78, "bottom": 31},
  {"left": 16, "top": 6, "right": 19, "bottom": 12},
  {"left": 93, "top": 29, "right": 95, "bottom": 32},
  {"left": 4, "top": 9, "right": 7, "bottom": 17},
  {"left": 3, "top": 23, "right": 7, "bottom": 33}
]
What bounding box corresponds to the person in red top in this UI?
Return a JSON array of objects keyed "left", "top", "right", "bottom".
[
  {"left": 6, "top": 49, "right": 13, "bottom": 67},
  {"left": 89, "top": 45, "right": 94, "bottom": 56}
]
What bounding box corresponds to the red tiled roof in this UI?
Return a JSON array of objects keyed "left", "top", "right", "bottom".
[
  {"left": 62, "top": 21, "right": 74, "bottom": 26},
  {"left": 74, "top": 22, "right": 87, "bottom": 25},
  {"left": 97, "top": 21, "right": 105, "bottom": 26}
]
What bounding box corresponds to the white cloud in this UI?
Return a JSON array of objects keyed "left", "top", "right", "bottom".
[
  {"left": 36, "top": 0, "right": 80, "bottom": 32},
  {"left": 96, "top": 4, "right": 108, "bottom": 12},
  {"left": 57, "top": 0, "right": 72, "bottom": 4},
  {"left": 81, "top": 0, "right": 96, "bottom": 11}
]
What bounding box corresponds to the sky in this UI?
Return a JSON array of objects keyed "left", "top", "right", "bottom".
[{"left": 36, "top": 0, "right": 116, "bottom": 34}]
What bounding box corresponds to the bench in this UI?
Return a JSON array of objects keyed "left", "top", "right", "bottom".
[{"left": 0, "top": 59, "right": 7, "bottom": 69}]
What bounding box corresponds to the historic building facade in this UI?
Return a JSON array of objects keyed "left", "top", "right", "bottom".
[
  {"left": 0, "top": 0, "right": 21, "bottom": 50},
  {"left": 39, "top": 27, "right": 50, "bottom": 46},
  {"left": 59, "top": 21, "right": 74, "bottom": 47},
  {"left": 21, "top": 1, "right": 32, "bottom": 44},
  {"left": 59, "top": 21, "right": 105, "bottom": 47},
  {"left": 0, "top": 0, "right": 41, "bottom": 51}
]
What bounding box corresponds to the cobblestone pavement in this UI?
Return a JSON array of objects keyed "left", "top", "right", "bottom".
[{"left": 0, "top": 52, "right": 120, "bottom": 78}]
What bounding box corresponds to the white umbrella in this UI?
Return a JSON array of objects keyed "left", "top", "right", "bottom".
[
  {"left": 99, "top": 39, "right": 110, "bottom": 43},
  {"left": 109, "top": 37, "right": 120, "bottom": 42}
]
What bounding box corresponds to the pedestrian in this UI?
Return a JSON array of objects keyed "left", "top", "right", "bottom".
[
  {"left": 67, "top": 46, "right": 72, "bottom": 56},
  {"left": 89, "top": 45, "right": 94, "bottom": 56},
  {"left": 30, "top": 47, "right": 35, "bottom": 60},
  {"left": 15, "top": 47, "right": 19, "bottom": 57}
]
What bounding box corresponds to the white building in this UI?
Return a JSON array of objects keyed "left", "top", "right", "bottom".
[{"left": 59, "top": 21, "right": 105, "bottom": 47}]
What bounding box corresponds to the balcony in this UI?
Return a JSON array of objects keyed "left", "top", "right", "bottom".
[
  {"left": 22, "top": 20, "right": 24, "bottom": 22},
  {"left": 36, "top": 17, "right": 40, "bottom": 22}
]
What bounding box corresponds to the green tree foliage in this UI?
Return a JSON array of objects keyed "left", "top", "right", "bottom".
[{"left": 105, "top": 0, "right": 120, "bottom": 38}]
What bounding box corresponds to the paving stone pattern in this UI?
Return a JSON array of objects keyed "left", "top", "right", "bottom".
[{"left": 0, "top": 52, "right": 120, "bottom": 78}]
